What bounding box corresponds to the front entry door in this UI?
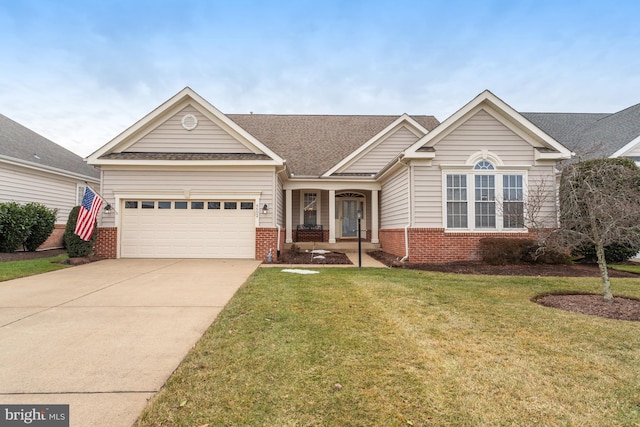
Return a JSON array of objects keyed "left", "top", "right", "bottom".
[{"left": 342, "top": 200, "right": 358, "bottom": 237}]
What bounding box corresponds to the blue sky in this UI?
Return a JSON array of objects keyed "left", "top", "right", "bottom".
[{"left": 1, "top": 0, "right": 639, "bottom": 156}]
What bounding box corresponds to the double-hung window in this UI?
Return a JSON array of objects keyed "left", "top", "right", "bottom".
[
  {"left": 303, "top": 192, "right": 318, "bottom": 226},
  {"left": 445, "top": 161, "right": 524, "bottom": 230}
]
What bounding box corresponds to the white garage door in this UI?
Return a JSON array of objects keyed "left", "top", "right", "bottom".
[{"left": 120, "top": 200, "right": 256, "bottom": 258}]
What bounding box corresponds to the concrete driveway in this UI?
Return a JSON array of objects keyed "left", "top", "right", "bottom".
[{"left": 0, "top": 258, "right": 260, "bottom": 426}]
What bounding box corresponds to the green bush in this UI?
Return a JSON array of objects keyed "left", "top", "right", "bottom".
[
  {"left": 574, "top": 242, "right": 640, "bottom": 263},
  {"left": 479, "top": 238, "right": 570, "bottom": 265},
  {"left": 63, "top": 206, "right": 97, "bottom": 257},
  {"left": 0, "top": 202, "right": 35, "bottom": 252},
  {"left": 23, "top": 203, "right": 57, "bottom": 251}
]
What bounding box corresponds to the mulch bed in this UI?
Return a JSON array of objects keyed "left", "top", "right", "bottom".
[
  {"left": 535, "top": 294, "right": 640, "bottom": 322},
  {"left": 0, "top": 249, "right": 104, "bottom": 265},
  {"left": 271, "top": 250, "right": 352, "bottom": 265}
]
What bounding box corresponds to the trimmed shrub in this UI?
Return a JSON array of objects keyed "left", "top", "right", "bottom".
[
  {"left": 63, "top": 206, "right": 97, "bottom": 257},
  {"left": 0, "top": 202, "right": 34, "bottom": 252},
  {"left": 480, "top": 238, "right": 570, "bottom": 265},
  {"left": 23, "top": 203, "right": 57, "bottom": 251},
  {"left": 480, "top": 238, "right": 537, "bottom": 265},
  {"left": 574, "top": 242, "right": 640, "bottom": 263}
]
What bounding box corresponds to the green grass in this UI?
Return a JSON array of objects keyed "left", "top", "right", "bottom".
[
  {"left": 0, "top": 255, "right": 69, "bottom": 281},
  {"left": 611, "top": 263, "right": 640, "bottom": 274},
  {"left": 136, "top": 268, "right": 640, "bottom": 427}
]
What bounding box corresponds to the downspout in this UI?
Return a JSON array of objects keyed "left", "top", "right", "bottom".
[
  {"left": 276, "top": 224, "right": 282, "bottom": 259},
  {"left": 399, "top": 157, "right": 412, "bottom": 262}
]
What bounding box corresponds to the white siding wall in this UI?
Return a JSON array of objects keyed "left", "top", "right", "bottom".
[
  {"left": 101, "top": 168, "right": 275, "bottom": 227},
  {"left": 0, "top": 162, "right": 89, "bottom": 224},
  {"left": 413, "top": 165, "right": 443, "bottom": 227},
  {"left": 380, "top": 167, "right": 409, "bottom": 229},
  {"left": 128, "top": 106, "right": 254, "bottom": 154},
  {"left": 344, "top": 127, "right": 419, "bottom": 173},
  {"left": 431, "top": 110, "right": 534, "bottom": 166},
  {"left": 527, "top": 165, "right": 559, "bottom": 228}
]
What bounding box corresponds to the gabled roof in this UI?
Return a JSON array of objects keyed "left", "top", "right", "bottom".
[
  {"left": 405, "top": 90, "right": 573, "bottom": 160},
  {"left": 0, "top": 113, "right": 99, "bottom": 180},
  {"left": 228, "top": 114, "right": 439, "bottom": 177},
  {"left": 523, "top": 102, "right": 640, "bottom": 161},
  {"left": 86, "top": 87, "right": 284, "bottom": 166}
]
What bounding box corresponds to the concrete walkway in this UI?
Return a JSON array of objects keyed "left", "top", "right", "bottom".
[
  {"left": 260, "top": 250, "right": 388, "bottom": 268},
  {"left": 0, "top": 258, "right": 260, "bottom": 427}
]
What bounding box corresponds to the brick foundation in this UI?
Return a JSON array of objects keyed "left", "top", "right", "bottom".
[
  {"left": 256, "top": 227, "right": 285, "bottom": 261},
  {"left": 380, "top": 227, "right": 536, "bottom": 264},
  {"left": 95, "top": 227, "right": 118, "bottom": 258}
]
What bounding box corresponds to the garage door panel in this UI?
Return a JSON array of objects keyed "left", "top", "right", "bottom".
[{"left": 121, "top": 199, "right": 255, "bottom": 258}]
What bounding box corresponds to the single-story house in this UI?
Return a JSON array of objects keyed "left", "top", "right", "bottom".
[
  {"left": 86, "top": 87, "right": 573, "bottom": 262},
  {"left": 0, "top": 113, "right": 100, "bottom": 249}
]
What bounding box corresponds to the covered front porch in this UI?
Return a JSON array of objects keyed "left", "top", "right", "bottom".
[{"left": 283, "top": 182, "right": 380, "bottom": 245}]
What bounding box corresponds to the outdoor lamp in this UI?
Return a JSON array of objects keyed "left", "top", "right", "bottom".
[
  {"left": 104, "top": 204, "right": 112, "bottom": 213},
  {"left": 262, "top": 204, "right": 268, "bottom": 214}
]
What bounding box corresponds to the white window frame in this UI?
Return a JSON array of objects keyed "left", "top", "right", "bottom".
[
  {"left": 76, "top": 184, "right": 87, "bottom": 205},
  {"left": 300, "top": 191, "right": 321, "bottom": 226},
  {"left": 442, "top": 165, "right": 528, "bottom": 232}
]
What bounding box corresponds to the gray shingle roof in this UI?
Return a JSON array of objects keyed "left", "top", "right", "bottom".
[
  {"left": 227, "top": 114, "right": 439, "bottom": 176},
  {"left": 523, "top": 103, "right": 640, "bottom": 161},
  {"left": 0, "top": 113, "right": 99, "bottom": 179}
]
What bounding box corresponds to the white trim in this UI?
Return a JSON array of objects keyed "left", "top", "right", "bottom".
[
  {"left": 89, "top": 159, "right": 281, "bottom": 167},
  {"left": 441, "top": 169, "right": 529, "bottom": 232},
  {"left": 611, "top": 134, "right": 640, "bottom": 158},
  {"left": 299, "top": 191, "right": 321, "bottom": 226},
  {"left": 323, "top": 115, "right": 430, "bottom": 177},
  {"left": 404, "top": 90, "right": 573, "bottom": 160},
  {"left": 86, "top": 87, "right": 284, "bottom": 165},
  {"left": 284, "top": 180, "right": 381, "bottom": 191}
]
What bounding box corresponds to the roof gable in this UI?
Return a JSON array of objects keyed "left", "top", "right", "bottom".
[
  {"left": 0, "top": 113, "right": 99, "bottom": 180},
  {"left": 323, "top": 115, "right": 430, "bottom": 177},
  {"left": 86, "top": 87, "right": 283, "bottom": 166},
  {"left": 405, "top": 90, "right": 573, "bottom": 161}
]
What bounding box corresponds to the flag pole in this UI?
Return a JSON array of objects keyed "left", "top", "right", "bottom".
[{"left": 84, "top": 181, "right": 117, "bottom": 214}]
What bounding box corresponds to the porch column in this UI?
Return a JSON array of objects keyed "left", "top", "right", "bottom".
[
  {"left": 371, "top": 190, "right": 379, "bottom": 244},
  {"left": 285, "top": 188, "right": 293, "bottom": 243},
  {"left": 328, "top": 190, "right": 336, "bottom": 243}
]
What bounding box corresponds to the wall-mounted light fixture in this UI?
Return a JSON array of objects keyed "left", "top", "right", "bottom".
[
  {"left": 104, "top": 204, "right": 113, "bottom": 213},
  {"left": 262, "top": 204, "right": 268, "bottom": 215}
]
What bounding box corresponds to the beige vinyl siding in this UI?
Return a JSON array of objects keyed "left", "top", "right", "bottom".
[
  {"left": 0, "top": 162, "right": 89, "bottom": 224},
  {"left": 527, "top": 165, "right": 559, "bottom": 228},
  {"left": 343, "top": 126, "right": 419, "bottom": 174},
  {"left": 127, "top": 106, "right": 255, "bottom": 154},
  {"left": 380, "top": 167, "right": 410, "bottom": 229},
  {"left": 412, "top": 165, "right": 443, "bottom": 227},
  {"left": 431, "top": 110, "right": 534, "bottom": 166},
  {"left": 101, "top": 168, "right": 274, "bottom": 227},
  {"left": 276, "top": 176, "right": 284, "bottom": 226}
]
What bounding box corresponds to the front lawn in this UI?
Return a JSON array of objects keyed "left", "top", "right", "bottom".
[
  {"left": 0, "top": 254, "right": 69, "bottom": 282},
  {"left": 136, "top": 268, "right": 640, "bottom": 426}
]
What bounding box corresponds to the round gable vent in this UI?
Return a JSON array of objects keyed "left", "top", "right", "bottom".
[{"left": 181, "top": 114, "right": 198, "bottom": 130}]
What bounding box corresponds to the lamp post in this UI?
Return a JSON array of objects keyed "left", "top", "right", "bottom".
[{"left": 357, "top": 209, "right": 362, "bottom": 268}]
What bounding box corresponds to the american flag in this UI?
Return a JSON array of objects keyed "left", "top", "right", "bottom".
[{"left": 74, "top": 187, "right": 103, "bottom": 241}]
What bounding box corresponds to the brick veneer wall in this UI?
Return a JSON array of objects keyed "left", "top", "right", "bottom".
[
  {"left": 380, "top": 227, "right": 536, "bottom": 264},
  {"left": 256, "top": 227, "right": 281, "bottom": 261},
  {"left": 94, "top": 227, "right": 117, "bottom": 258}
]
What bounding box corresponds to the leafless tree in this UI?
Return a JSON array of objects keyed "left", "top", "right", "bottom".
[{"left": 558, "top": 158, "right": 640, "bottom": 300}]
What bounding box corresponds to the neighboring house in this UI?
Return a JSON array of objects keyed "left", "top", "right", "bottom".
[
  {"left": 86, "top": 88, "right": 572, "bottom": 262},
  {"left": 523, "top": 102, "right": 640, "bottom": 165},
  {"left": 0, "top": 113, "right": 100, "bottom": 249}
]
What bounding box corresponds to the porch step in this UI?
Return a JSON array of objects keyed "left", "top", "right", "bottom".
[{"left": 284, "top": 241, "right": 380, "bottom": 252}]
